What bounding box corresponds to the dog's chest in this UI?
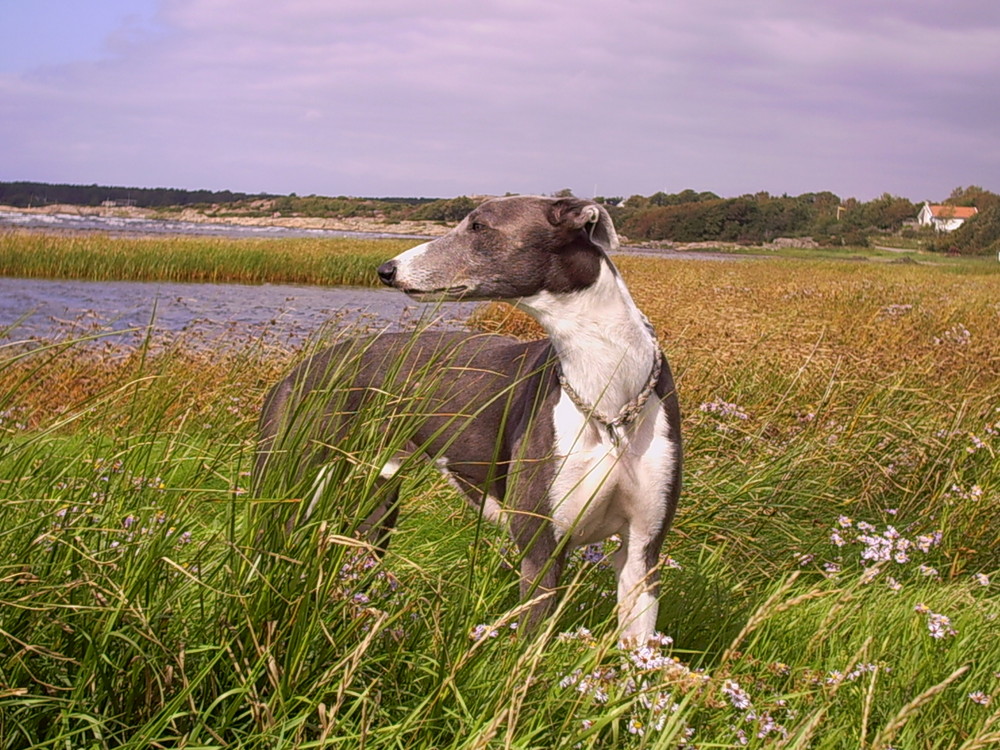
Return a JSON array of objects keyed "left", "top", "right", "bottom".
[{"left": 546, "top": 391, "right": 673, "bottom": 545}]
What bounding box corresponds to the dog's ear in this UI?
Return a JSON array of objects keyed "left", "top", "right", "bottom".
[{"left": 549, "top": 198, "right": 620, "bottom": 253}]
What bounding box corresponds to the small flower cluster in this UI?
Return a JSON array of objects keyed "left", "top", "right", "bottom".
[
  {"left": 557, "top": 633, "right": 704, "bottom": 739},
  {"left": 934, "top": 323, "right": 972, "bottom": 346},
  {"left": 52, "top": 458, "right": 168, "bottom": 500},
  {"left": 562, "top": 539, "right": 619, "bottom": 613},
  {"left": 39, "top": 502, "right": 194, "bottom": 555},
  {"left": 969, "top": 691, "right": 992, "bottom": 706},
  {"left": 559, "top": 666, "right": 617, "bottom": 705},
  {"left": 557, "top": 626, "right": 598, "bottom": 647},
  {"left": 952, "top": 407, "right": 998, "bottom": 459},
  {"left": 568, "top": 535, "right": 620, "bottom": 571},
  {"left": 721, "top": 679, "right": 789, "bottom": 744},
  {"left": 722, "top": 679, "right": 752, "bottom": 710},
  {"left": 468, "top": 620, "right": 519, "bottom": 642},
  {"left": 131, "top": 475, "right": 167, "bottom": 491},
  {"left": 949, "top": 483, "right": 985, "bottom": 502},
  {"left": 338, "top": 551, "right": 398, "bottom": 596},
  {"left": 822, "top": 515, "right": 944, "bottom": 588},
  {"left": 114, "top": 511, "right": 193, "bottom": 548},
  {"left": 0, "top": 405, "right": 29, "bottom": 431},
  {"left": 556, "top": 634, "right": 797, "bottom": 744},
  {"left": 824, "top": 662, "right": 884, "bottom": 686},
  {"left": 660, "top": 554, "right": 683, "bottom": 570},
  {"left": 579, "top": 543, "right": 612, "bottom": 567},
  {"left": 336, "top": 551, "right": 403, "bottom": 637},
  {"left": 967, "top": 434, "right": 988, "bottom": 454},
  {"left": 880, "top": 303, "right": 913, "bottom": 318},
  {"left": 914, "top": 603, "right": 958, "bottom": 639},
  {"left": 699, "top": 399, "right": 750, "bottom": 422},
  {"left": 469, "top": 623, "right": 500, "bottom": 642},
  {"left": 986, "top": 408, "right": 1000, "bottom": 438}
]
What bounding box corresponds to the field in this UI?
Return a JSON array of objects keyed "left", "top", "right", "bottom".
[{"left": 1, "top": 232, "right": 999, "bottom": 748}]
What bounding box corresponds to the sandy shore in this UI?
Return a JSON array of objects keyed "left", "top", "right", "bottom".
[{"left": 0, "top": 202, "right": 453, "bottom": 237}]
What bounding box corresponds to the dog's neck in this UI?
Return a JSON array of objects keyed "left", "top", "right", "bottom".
[{"left": 516, "top": 261, "right": 659, "bottom": 421}]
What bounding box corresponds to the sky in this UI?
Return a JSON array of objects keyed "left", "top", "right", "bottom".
[{"left": 1, "top": 0, "right": 998, "bottom": 202}]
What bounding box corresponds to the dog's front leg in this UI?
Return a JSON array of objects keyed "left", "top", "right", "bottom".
[
  {"left": 511, "top": 513, "right": 565, "bottom": 632},
  {"left": 613, "top": 527, "right": 662, "bottom": 646}
]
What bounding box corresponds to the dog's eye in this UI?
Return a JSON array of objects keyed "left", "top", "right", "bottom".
[{"left": 470, "top": 221, "right": 487, "bottom": 232}]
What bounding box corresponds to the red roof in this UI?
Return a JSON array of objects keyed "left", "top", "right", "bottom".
[{"left": 928, "top": 205, "right": 979, "bottom": 219}]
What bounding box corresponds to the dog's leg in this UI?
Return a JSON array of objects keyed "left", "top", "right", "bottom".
[
  {"left": 298, "top": 459, "right": 402, "bottom": 556},
  {"left": 613, "top": 526, "right": 662, "bottom": 645},
  {"left": 353, "top": 458, "right": 405, "bottom": 556},
  {"left": 356, "top": 480, "right": 400, "bottom": 556},
  {"left": 511, "top": 513, "right": 565, "bottom": 631}
]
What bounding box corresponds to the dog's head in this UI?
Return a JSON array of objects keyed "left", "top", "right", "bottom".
[{"left": 377, "top": 195, "right": 620, "bottom": 301}]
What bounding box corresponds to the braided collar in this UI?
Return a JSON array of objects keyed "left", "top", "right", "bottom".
[{"left": 555, "top": 347, "right": 663, "bottom": 447}]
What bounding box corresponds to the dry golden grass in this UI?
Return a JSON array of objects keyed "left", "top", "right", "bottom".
[{"left": 472, "top": 256, "right": 1000, "bottom": 400}]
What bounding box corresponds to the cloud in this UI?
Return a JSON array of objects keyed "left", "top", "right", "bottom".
[{"left": 1, "top": 0, "right": 998, "bottom": 199}]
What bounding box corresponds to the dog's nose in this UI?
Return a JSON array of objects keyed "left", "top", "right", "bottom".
[{"left": 377, "top": 260, "right": 397, "bottom": 286}]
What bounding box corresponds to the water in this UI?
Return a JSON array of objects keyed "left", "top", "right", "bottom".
[
  {"left": 0, "top": 277, "right": 478, "bottom": 348},
  {"left": 0, "top": 209, "right": 429, "bottom": 240}
]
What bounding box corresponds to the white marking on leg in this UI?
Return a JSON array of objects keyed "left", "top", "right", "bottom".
[
  {"left": 304, "top": 464, "right": 334, "bottom": 521},
  {"left": 380, "top": 458, "right": 403, "bottom": 479},
  {"left": 435, "top": 457, "right": 505, "bottom": 525},
  {"left": 614, "top": 530, "right": 659, "bottom": 644}
]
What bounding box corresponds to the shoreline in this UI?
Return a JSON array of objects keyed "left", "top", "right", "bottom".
[
  {"left": 0, "top": 202, "right": 452, "bottom": 238},
  {"left": 0, "top": 203, "right": 758, "bottom": 261},
  {"left": 2, "top": 204, "right": 942, "bottom": 265}
]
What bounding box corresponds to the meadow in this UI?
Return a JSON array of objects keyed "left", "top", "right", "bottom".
[{"left": 1, "top": 231, "right": 999, "bottom": 748}]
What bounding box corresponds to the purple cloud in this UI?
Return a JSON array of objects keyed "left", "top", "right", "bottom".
[{"left": 1, "top": 0, "right": 997, "bottom": 200}]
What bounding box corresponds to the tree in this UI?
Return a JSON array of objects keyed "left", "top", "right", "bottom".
[
  {"left": 931, "top": 204, "right": 1000, "bottom": 255},
  {"left": 945, "top": 186, "right": 1000, "bottom": 211}
]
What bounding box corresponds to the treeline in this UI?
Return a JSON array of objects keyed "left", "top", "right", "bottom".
[
  {"left": 601, "top": 185, "right": 1000, "bottom": 254},
  {"left": 0, "top": 181, "right": 277, "bottom": 208},
  {"left": 606, "top": 190, "right": 916, "bottom": 247},
  {"left": 267, "top": 194, "right": 441, "bottom": 221},
  {"left": 259, "top": 195, "right": 481, "bottom": 223}
]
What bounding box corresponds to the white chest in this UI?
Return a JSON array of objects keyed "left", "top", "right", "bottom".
[{"left": 546, "top": 390, "right": 676, "bottom": 546}]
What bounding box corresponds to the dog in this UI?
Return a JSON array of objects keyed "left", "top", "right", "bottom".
[{"left": 256, "top": 195, "right": 681, "bottom": 644}]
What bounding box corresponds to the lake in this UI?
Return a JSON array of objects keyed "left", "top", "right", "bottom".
[{"left": 0, "top": 277, "right": 478, "bottom": 348}]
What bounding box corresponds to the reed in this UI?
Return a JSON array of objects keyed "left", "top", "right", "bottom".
[
  {"left": 0, "top": 255, "right": 998, "bottom": 748},
  {"left": 0, "top": 230, "right": 413, "bottom": 286}
]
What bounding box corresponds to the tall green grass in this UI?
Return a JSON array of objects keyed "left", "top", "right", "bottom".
[
  {"left": 0, "top": 231, "right": 413, "bottom": 286},
  {"left": 1, "top": 257, "right": 999, "bottom": 748}
]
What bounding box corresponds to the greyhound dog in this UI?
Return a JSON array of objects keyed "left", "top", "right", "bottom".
[{"left": 256, "top": 195, "right": 681, "bottom": 644}]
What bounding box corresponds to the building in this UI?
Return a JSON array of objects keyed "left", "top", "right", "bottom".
[{"left": 917, "top": 202, "right": 978, "bottom": 232}]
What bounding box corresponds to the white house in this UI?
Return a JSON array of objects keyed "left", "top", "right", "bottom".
[{"left": 917, "top": 202, "right": 978, "bottom": 232}]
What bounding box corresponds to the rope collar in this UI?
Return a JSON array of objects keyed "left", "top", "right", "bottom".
[{"left": 556, "top": 347, "right": 663, "bottom": 447}]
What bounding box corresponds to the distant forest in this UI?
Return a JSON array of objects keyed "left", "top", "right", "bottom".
[
  {"left": 3, "top": 181, "right": 998, "bottom": 255},
  {"left": 0, "top": 181, "right": 280, "bottom": 208},
  {"left": 0, "top": 181, "right": 438, "bottom": 209}
]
